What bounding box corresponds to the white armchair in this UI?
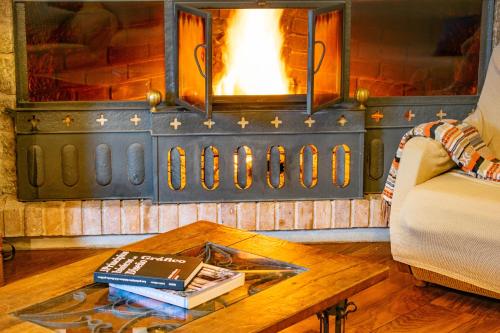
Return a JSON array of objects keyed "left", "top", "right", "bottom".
[{"left": 390, "top": 45, "right": 500, "bottom": 298}]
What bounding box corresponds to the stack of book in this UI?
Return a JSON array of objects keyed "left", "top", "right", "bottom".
[{"left": 94, "top": 250, "right": 245, "bottom": 309}]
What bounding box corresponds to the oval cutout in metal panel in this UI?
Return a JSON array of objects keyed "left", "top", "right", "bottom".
[
  {"left": 95, "top": 144, "right": 112, "bottom": 186},
  {"left": 267, "top": 146, "right": 285, "bottom": 189},
  {"left": 299, "top": 145, "right": 318, "bottom": 189},
  {"left": 201, "top": 146, "right": 219, "bottom": 190},
  {"left": 369, "top": 139, "right": 384, "bottom": 180},
  {"left": 332, "top": 144, "right": 351, "bottom": 188},
  {"left": 168, "top": 147, "right": 186, "bottom": 191},
  {"left": 127, "top": 143, "right": 145, "bottom": 186},
  {"left": 27, "top": 145, "right": 45, "bottom": 187},
  {"left": 233, "top": 146, "right": 253, "bottom": 190},
  {"left": 61, "top": 145, "right": 79, "bottom": 187}
]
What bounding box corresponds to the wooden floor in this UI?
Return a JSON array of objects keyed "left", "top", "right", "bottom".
[{"left": 3, "top": 243, "right": 499, "bottom": 332}]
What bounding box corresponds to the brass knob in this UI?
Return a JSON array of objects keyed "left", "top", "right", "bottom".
[
  {"left": 355, "top": 88, "right": 369, "bottom": 110},
  {"left": 146, "top": 89, "right": 162, "bottom": 112}
]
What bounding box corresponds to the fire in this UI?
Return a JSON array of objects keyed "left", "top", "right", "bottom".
[{"left": 214, "top": 9, "right": 292, "bottom": 96}]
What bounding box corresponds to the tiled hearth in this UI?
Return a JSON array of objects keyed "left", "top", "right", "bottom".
[{"left": 0, "top": 195, "right": 384, "bottom": 237}]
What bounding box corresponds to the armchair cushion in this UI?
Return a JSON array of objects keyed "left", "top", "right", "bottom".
[
  {"left": 390, "top": 137, "right": 456, "bottom": 215},
  {"left": 465, "top": 45, "right": 500, "bottom": 157},
  {"left": 391, "top": 171, "right": 500, "bottom": 293}
]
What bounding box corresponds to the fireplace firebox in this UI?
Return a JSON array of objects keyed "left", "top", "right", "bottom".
[{"left": 174, "top": 2, "right": 348, "bottom": 115}]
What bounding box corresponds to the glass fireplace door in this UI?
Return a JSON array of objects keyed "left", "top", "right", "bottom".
[
  {"left": 175, "top": 4, "right": 213, "bottom": 117},
  {"left": 307, "top": 5, "right": 344, "bottom": 114}
]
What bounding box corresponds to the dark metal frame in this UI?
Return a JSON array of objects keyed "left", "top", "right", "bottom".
[
  {"left": 307, "top": 3, "right": 350, "bottom": 114},
  {"left": 173, "top": 0, "right": 350, "bottom": 115},
  {"left": 174, "top": 3, "right": 213, "bottom": 118}
]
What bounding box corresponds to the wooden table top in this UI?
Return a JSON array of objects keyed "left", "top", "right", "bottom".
[{"left": 0, "top": 221, "right": 388, "bottom": 332}]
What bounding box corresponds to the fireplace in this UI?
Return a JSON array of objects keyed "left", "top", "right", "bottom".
[{"left": 10, "top": 0, "right": 494, "bottom": 205}]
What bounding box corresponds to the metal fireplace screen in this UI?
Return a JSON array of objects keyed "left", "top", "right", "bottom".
[
  {"left": 21, "top": 1, "right": 166, "bottom": 102},
  {"left": 174, "top": 2, "right": 346, "bottom": 117}
]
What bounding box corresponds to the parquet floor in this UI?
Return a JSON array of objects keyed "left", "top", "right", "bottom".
[{"left": 3, "top": 243, "right": 499, "bottom": 332}]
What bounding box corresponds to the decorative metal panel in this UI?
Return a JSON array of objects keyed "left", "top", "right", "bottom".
[
  {"left": 158, "top": 135, "right": 363, "bottom": 203},
  {"left": 17, "top": 132, "right": 154, "bottom": 201},
  {"left": 154, "top": 109, "right": 364, "bottom": 203}
]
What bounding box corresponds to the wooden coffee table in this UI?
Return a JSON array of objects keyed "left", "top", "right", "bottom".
[
  {"left": 0, "top": 237, "right": 4, "bottom": 287},
  {"left": 0, "top": 221, "right": 388, "bottom": 333}
]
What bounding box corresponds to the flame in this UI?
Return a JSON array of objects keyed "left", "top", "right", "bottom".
[{"left": 214, "top": 9, "right": 292, "bottom": 96}]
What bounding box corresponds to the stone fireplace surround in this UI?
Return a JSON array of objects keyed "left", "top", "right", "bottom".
[{"left": 0, "top": 1, "right": 499, "bottom": 242}]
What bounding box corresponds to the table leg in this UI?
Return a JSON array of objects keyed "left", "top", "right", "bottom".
[{"left": 317, "top": 299, "right": 357, "bottom": 333}]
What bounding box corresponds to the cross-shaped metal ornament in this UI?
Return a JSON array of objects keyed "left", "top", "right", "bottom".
[
  {"left": 304, "top": 116, "right": 315, "bottom": 128},
  {"left": 371, "top": 110, "right": 384, "bottom": 123},
  {"left": 404, "top": 110, "right": 415, "bottom": 122},
  {"left": 62, "top": 115, "right": 73, "bottom": 127},
  {"left": 96, "top": 114, "right": 108, "bottom": 126},
  {"left": 436, "top": 109, "right": 447, "bottom": 120},
  {"left": 337, "top": 115, "right": 348, "bottom": 127},
  {"left": 29, "top": 115, "right": 40, "bottom": 131},
  {"left": 130, "top": 114, "right": 141, "bottom": 126},
  {"left": 170, "top": 117, "right": 182, "bottom": 130},
  {"left": 204, "top": 119, "right": 215, "bottom": 129},
  {"left": 238, "top": 117, "right": 249, "bottom": 129},
  {"left": 270, "top": 116, "right": 283, "bottom": 129}
]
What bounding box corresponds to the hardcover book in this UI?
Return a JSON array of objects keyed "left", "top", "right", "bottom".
[
  {"left": 94, "top": 250, "right": 203, "bottom": 290},
  {"left": 110, "top": 264, "right": 245, "bottom": 309}
]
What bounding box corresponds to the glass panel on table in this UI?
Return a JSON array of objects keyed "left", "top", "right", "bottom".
[
  {"left": 14, "top": 243, "right": 306, "bottom": 333},
  {"left": 24, "top": 1, "right": 165, "bottom": 102},
  {"left": 349, "top": 0, "right": 483, "bottom": 97}
]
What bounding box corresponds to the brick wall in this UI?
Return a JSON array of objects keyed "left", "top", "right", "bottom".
[{"left": 281, "top": 9, "right": 309, "bottom": 94}]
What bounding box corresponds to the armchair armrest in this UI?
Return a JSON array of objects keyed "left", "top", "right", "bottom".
[{"left": 390, "top": 137, "right": 456, "bottom": 218}]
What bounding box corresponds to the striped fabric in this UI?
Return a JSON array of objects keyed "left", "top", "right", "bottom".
[{"left": 382, "top": 120, "right": 500, "bottom": 223}]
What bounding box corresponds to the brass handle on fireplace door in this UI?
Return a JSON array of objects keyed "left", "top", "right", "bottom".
[
  {"left": 194, "top": 43, "right": 207, "bottom": 79},
  {"left": 314, "top": 40, "right": 326, "bottom": 74}
]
